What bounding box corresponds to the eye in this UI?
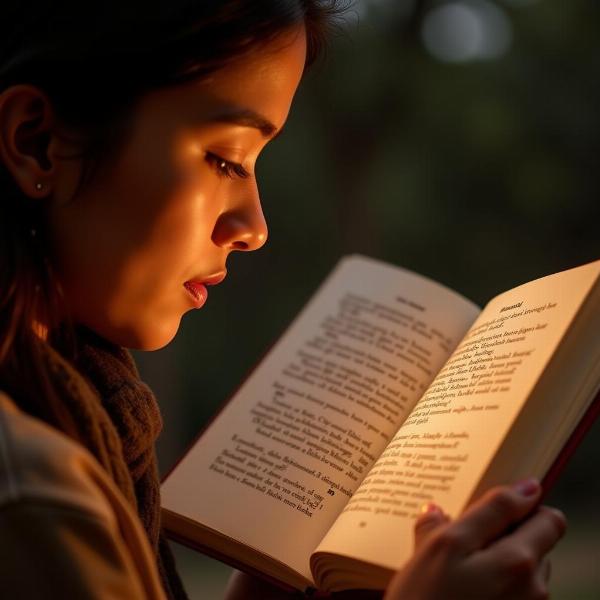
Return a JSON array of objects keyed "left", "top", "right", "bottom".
[{"left": 205, "top": 152, "right": 250, "bottom": 179}]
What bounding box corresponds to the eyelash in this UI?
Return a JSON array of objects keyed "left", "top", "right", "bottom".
[{"left": 205, "top": 152, "right": 250, "bottom": 179}]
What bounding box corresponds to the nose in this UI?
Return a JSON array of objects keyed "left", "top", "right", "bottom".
[{"left": 211, "top": 194, "right": 268, "bottom": 252}]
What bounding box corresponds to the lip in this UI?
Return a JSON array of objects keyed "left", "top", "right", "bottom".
[
  {"left": 183, "top": 271, "right": 227, "bottom": 309},
  {"left": 183, "top": 281, "right": 207, "bottom": 308},
  {"left": 200, "top": 271, "right": 227, "bottom": 286}
]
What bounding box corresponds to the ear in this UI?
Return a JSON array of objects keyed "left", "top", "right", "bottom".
[{"left": 0, "top": 84, "right": 59, "bottom": 199}]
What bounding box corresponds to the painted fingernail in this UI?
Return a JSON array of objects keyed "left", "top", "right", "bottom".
[
  {"left": 513, "top": 478, "right": 540, "bottom": 496},
  {"left": 420, "top": 502, "right": 443, "bottom": 515}
]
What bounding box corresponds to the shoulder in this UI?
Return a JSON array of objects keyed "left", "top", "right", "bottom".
[
  {"left": 0, "top": 392, "right": 166, "bottom": 599},
  {"left": 0, "top": 390, "right": 126, "bottom": 521}
]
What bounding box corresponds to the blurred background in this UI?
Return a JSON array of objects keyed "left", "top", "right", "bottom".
[{"left": 134, "top": 0, "right": 600, "bottom": 597}]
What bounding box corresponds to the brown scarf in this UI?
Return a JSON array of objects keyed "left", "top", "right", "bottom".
[{"left": 38, "top": 325, "right": 188, "bottom": 600}]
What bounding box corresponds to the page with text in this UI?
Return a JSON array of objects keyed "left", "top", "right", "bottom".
[
  {"left": 161, "top": 255, "right": 479, "bottom": 579},
  {"left": 313, "top": 260, "right": 600, "bottom": 579}
]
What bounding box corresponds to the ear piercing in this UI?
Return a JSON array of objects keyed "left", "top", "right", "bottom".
[{"left": 35, "top": 182, "right": 43, "bottom": 191}]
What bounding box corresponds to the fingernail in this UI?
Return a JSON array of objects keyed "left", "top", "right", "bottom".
[
  {"left": 420, "top": 502, "right": 443, "bottom": 516},
  {"left": 549, "top": 507, "right": 567, "bottom": 527},
  {"left": 513, "top": 478, "right": 540, "bottom": 497}
]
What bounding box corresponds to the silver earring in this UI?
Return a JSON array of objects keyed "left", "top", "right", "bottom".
[{"left": 35, "top": 182, "right": 43, "bottom": 191}]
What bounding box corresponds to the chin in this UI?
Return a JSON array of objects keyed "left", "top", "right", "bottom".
[
  {"left": 129, "top": 322, "right": 181, "bottom": 351},
  {"left": 82, "top": 317, "right": 181, "bottom": 352}
]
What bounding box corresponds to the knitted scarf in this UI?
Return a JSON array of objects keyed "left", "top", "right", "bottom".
[{"left": 37, "top": 325, "right": 188, "bottom": 600}]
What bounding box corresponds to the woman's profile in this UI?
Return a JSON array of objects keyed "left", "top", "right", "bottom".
[{"left": 0, "top": 2, "right": 565, "bottom": 598}]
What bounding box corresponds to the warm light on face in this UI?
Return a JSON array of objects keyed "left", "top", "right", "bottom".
[{"left": 46, "top": 26, "right": 307, "bottom": 350}]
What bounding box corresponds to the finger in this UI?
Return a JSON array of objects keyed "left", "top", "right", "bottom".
[
  {"left": 471, "top": 508, "right": 565, "bottom": 596},
  {"left": 477, "top": 556, "right": 552, "bottom": 600},
  {"left": 529, "top": 558, "right": 552, "bottom": 600},
  {"left": 484, "top": 505, "right": 566, "bottom": 565},
  {"left": 451, "top": 479, "right": 542, "bottom": 552},
  {"left": 538, "top": 557, "right": 551, "bottom": 584},
  {"left": 509, "top": 506, "right": 566, "bottom": 559},
  {"left": 414, "top": 503, "right": 450, "bottom": 549}
]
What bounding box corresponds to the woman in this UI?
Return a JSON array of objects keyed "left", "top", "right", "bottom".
[{"left": 0, "top": 2, "right": 565, "bottom": 598}]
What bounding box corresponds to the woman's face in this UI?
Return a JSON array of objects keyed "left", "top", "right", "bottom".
[{"left": 47, "top": 27, "right": 306, "bottom": 350}]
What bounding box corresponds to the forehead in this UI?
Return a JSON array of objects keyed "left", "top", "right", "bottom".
[{"left": 189, "top": 26, "right": 307, "bottom": 132}]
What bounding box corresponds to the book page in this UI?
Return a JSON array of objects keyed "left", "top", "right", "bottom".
[
  {"left": 313, "top": 260, "right": 600, "bottom": 579},
  {"left": 161, "top": 255, "right": 479, "bottom": 581}
]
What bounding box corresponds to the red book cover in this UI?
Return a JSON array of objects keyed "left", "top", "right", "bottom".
[{"left": 541, "top": 385, "right": 600, "bottom": 497}]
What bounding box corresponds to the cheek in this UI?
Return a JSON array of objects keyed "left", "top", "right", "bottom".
[
  {"left": 123, "top": 186, "right": 218, "bottom": 296},
  {"left": 48, "top": 156, "right": 222, "bottom": 345}
]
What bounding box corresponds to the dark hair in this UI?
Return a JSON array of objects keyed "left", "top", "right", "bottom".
[{"left": 0, "top": 0, "right": 346, "bottom": 440}]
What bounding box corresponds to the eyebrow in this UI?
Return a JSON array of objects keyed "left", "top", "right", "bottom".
[{"left": 210, "top": 108, "right": 279, "bottom": 139}]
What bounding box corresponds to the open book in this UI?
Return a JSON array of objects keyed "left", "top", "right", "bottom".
[{"left": 161, "top": 255, "right": 600, "bottom": 593}]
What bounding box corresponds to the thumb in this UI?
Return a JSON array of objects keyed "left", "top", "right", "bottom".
[{"left": 414, "top": 503, "right": 449, "bottom": 549}]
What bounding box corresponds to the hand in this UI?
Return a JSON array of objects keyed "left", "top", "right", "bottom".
[
  {"left": 383, "top": 479, "right": 566, "bottom": 600},
  {"left": 223, "top": 480, "right": 565, "bottom": 600}
]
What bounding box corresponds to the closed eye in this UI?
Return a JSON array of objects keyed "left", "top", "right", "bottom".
[{"left": 205, "top": 152, "right": 250, "bottom": 179}]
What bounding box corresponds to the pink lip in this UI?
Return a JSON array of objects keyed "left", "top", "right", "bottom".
[
  {"left": 183, "top": 271, "right": 226, "bottom": 309},
  {"left": 183, "top": 281, "right": 208, "bottom": 308},
  {"left": 201, "top": 271, "right": 227, "bottom": 286}
]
